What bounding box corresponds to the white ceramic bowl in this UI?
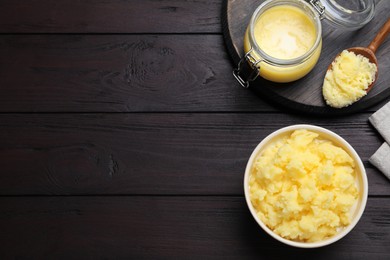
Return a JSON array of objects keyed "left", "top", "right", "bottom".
[{"left": 244, "top": 124, "right": 368, "bottom": 248}]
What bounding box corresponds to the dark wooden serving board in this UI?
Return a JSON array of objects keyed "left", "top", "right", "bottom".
[{"left": 222, "top": 0, "right": 390, "bottom": 115}]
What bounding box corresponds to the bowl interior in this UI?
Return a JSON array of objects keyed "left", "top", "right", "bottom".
[{"left": 244, "top": 124, "right": 368, "bottom": 248}]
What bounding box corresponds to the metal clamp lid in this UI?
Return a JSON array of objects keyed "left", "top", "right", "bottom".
[
  {"left": 233, "top": 48, "right": 261, "bottom": 88},
  {"left": 309, "top": 0, "right": 325, "bottom": 18}
]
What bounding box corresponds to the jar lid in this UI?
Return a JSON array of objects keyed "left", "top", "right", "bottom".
[{"left": 311, "top": 0, "right": 375, "bottom": 30}]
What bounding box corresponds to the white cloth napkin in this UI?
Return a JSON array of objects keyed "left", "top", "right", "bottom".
[
  {"left": 369, "top": 143, "right": 390, "bottom": 180},
  {"left": 369, "top": 101, "right": 390, "bottom": 180}
]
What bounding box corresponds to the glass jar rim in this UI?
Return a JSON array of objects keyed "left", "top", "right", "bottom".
[{"left": 248, "top": 0, "right": 322, "bottom": 66}]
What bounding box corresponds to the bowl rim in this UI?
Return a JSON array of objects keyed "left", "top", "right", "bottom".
[{"left": 243, "top": 124, "right": 368, "bottom": 248}]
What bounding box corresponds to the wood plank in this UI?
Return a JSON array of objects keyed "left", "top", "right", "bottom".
[
  {"left": 0, "top": 34, "right": 387, "bottom": 113},
  {"left": 0, "top": 113, "right": 388, "bottom": 196},
  {"left": 0, "top": 196, "right": 388, "bottom": 258},
  {"left": 0, "top": 34, "right": 276, "bottom": 112},
  {"left": 0, "top": 0, "right": 221, "bottom": 33}
]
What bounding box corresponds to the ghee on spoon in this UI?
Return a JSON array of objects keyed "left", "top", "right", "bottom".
[{"left": 323, "top": 18, "right": 390, "bottom": 108}]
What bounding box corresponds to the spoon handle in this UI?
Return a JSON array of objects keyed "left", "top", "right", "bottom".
[{"left": 368, "top": 18, "right": 390, "bottom": 53}]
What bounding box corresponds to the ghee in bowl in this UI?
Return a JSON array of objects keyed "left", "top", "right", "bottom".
[{"left": 244, "top": 125, "right": 368, "bottom": 248}]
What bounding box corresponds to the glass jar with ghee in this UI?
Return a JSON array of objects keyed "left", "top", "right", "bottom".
[{"left": 233, "top": 0, "right": 375, "bottom": 87}]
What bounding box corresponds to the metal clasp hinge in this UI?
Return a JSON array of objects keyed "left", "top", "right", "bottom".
[
  {"left": 233, "top": 48, "right": 261, "bottom": 88},
  {"left": 310, "top": 0, "right": 325, "bottom": 18}
]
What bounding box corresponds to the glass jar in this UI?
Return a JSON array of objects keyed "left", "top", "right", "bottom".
[{"left": 233, "top": 0, "right": 375, "bottom": 87}]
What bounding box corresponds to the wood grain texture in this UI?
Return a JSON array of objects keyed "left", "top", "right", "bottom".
[
  {"left": 0, "top": 113, "right": 388, "bottom": 196},
  {"left": 0, "top": 0, "right": 388, "bottom": 258},
  {"left": 0, "top": 34, "right": 277, "bottom": 112},
  {"left": 0, "top": 196, "right": 388, "bottom": 258},
  {"left": 0, "top": 0, "right": 221, "bottom": 33},
  {"left": 0, "top": 34, "right": 388, "bottom": 113},
  {"left": 223, "top": 0, "right": 390, "bottom": 115}
]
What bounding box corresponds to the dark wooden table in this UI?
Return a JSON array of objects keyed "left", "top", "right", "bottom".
[{"left": 0, "top": 0, "right": 389, "bottom": 258}]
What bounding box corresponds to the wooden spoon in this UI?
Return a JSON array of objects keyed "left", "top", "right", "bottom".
[{"left": 329, "top": 18, "right": 390, "bottom": 93}]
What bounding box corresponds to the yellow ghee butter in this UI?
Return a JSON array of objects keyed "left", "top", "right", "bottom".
[
  {"left": 323, "top": 50, "right": 377, "bottom": 108},
  {"left": 253, "top": 5, "right": 316, "bottom": 59},
  {"left": 243, "top": 5, "right": 321, "bottom": 82},
  {"left": 249, "top": 129, "right": 359, "bottom": 242}
]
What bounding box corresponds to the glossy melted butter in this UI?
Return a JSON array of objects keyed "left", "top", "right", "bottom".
[{"left": 253, "top": 5, "right": 317, "bottom": 59}]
